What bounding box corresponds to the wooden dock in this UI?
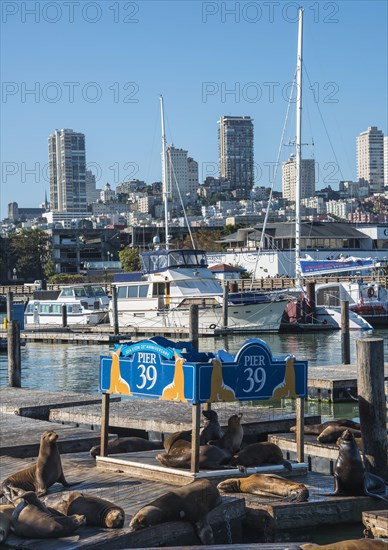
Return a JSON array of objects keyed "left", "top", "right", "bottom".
[
  {"left": 48, "top": 399, "right": 321, "bottom": 440},
  {"left": 0, "top": 387, "right": 120, "bottom": 420},
  {"left": 363, "top": 510, "right": 388, "bottom": 538},
  {"left": 0, "top": 453, "right": 245, "bottom": 549}
]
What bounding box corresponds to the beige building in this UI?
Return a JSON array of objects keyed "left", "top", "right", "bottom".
[
  {"left": 357, "top": 126, "right": 384, "bottom": 194},
  {"left": 282, "top": 156, "right": 315, "bottom": 200}
]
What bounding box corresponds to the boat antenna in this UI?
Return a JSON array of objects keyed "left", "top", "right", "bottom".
[
  {"left": 160, "top": 95, "right": 169, "bottom": 250},
  {"left": 295, "top": 7, "right": 304, "bottom": 286}
]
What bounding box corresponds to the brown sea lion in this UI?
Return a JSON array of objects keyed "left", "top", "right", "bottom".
[
  {"left": 200, "top": 410, "right": 223, "bottom": 444},
  {"left": 156, "top": 443, "right": 233, "bottom": 470},
  {"left": 10, "top": 492, "right": 85, "bottom": 539},
  {"left": 163, "top": 431, "right": 192, "bottom": 454},
  {"left": 90, "top": 437, "right": 162, "bottom": 458},
  {"left": 209, "top": 413, "right": 243, "bottom": 453},
  {"left": 1, "top": 430, "right": 73, "bottom": 502},
  {"left": 290, "top": 419, "right": 360, "bottom": 435},
  {"left": 217, "top": 473, "right": 309, "bottom": 502},
  {"left": 47, "top": 491, "right": 124, "bottom": 529},
  {"left": 301, "top": 539, "right": 388, "bottom": 549},
  {"left": 0, "top": 504, "right": 14, "bottom": 543},
  {"left": 317, "top": 425, "right": 362, "bottom": 444},
  {"left": 327, "top": 429, "right": 387, "bottom": 501},
  {"left": 129, "top": 479, "right": 221, "bottom": 544},
  {"left": 230, "top": 442, "right": 292, "bottom": 471}
]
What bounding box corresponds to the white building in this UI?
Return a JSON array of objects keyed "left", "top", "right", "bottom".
[
  {"left": 164, "top": 146, "right": 197, "bottom": 209},
  {"left": 357, "top": 126, "right": 384, "bottom": 194},
  {"left": 85, "top": 170, "right": 99, "bottom": 204},
  {"left": 326, "top": 200, "right": 353, "bottom": 220},
  {"left": 384, "top": 135, "right": 388, "bottom": 187},
  {"left": 282, "top": 157, "right": 315, "bottom": 200},
  {"left": 301, "top": 196, "right": 326, "bottom": 214},
  {"left": 100, "top": 183, "right": 116, "bottom": 203}
]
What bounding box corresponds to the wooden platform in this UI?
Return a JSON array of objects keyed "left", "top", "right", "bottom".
[
  {"left": 0, "top": 387, "right": 120, "bottom": 420},
  {"left": 0, "top": 453, "right": 245, "bottom": 549},
  {"left": 308, "top": 362, "right": 388, "bottom": 402},
  {"left": 220, "top": 471, "right": 388, "bottom": 543},
  {"left": 268, "top": 433, "right": 339, "bottom": 475},
  {"left": 48, "top": 400, "right": 321, "bottom": 439},
  {"left": 96, "top": 449, "right": 308, "bottom": 485},
  {"left": 363, "top": 510, "right": 388, "bottom": 538},
  {"left": 0, "top": 415, "right": 114, "bottom": 458}
]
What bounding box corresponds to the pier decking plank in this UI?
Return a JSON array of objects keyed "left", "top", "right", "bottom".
[
  {"left": 0, "top": 387, "right": 120, "bottom": 420},
  {"left": 0, "top": 415, "right": 113, "bottom": 457},
  {"left": 362, "top": 510, "right": 388, "bottom": 538},
  {"left": 0, "top": 453, "right": 245, "bottom": 549},
  {"left": 48, "top": 400, "right": 321, "bottom": 437}
]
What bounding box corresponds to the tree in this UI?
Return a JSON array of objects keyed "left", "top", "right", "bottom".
[
  {"left": 179, "top": 229, "right": 223, "bottom": 252},
  {"left": 9, "top": 228, "right": 51, "bottom": 281},
  {"left": 119, "top": 247, "right": 141, "bottom": 272},
  {"left": 44, "top": 259, "right": 56, "bottom": 279}
]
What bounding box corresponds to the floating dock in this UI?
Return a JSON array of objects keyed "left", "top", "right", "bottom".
[{"left": 362, "top": 510, "right": 388, "bottom": 538}]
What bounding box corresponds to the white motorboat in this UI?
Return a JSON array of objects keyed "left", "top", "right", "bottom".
[{"left": 111, "top": 248, "right": 288, "bottom": 335}]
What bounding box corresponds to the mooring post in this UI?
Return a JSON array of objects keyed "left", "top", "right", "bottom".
[
  {"left": 8, "top": 320, "right": 21, "bottom": 388},
  {"left": 6, "top": 291, "right": 13, "bottom": 323},
  {"left": 61, "top": 304, "right": 67, "bottom": 328},
  {"left": 222, "top": 282, "right": 229, "bottom": 329},
  {"left": 296, "top": 397, "right": 305, "bottom": 463},
  {"left": 341, "top": 300, "right": 350, "bottom": 365},
  {"left": 305, "top": 281, "right": 315, "bottom": 324},
  {"left": 356, "top": 338, "right": 388, "bottom": 479},
  {"left": 100, "top": 393, "right": 110, "bottom": 457},
  {"left": 112, "top": 286, "right": 119, "bottom": 336},
  {"left": 189, "top": 304, "right": 200, "bottom": 473}
]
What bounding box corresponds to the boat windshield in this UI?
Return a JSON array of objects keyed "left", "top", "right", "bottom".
[{"left": 141, "top": 250, "right": 208, "bottom": 273}]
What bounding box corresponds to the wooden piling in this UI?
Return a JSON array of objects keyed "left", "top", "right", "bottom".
[
  {"left": 189, "top": 304, "right": 200, "bottom": 473},
  {"left": 222, "top": 282, "right": 229, "bottom": 328},
  {"left": 112, "top": 286, "right": 119, "bottom": 335},
  {"left": 8, "top": 320, "right": 21, "bottom": 388},
  {"left": 100, "top": 393, "right": 110, "bottom": 457},
  {"left": 341, "top": 300, "right": 350, "bottom": 365},
  {"left": 356, "top": 338, "right": 388, "bottom": 479},
  {"left": 189, "top": 304, "right": 199, "bottom": 351},
  {"left": 305, "top": 281, "right": 315, "bottom": 324},
  {"left": 61, "top": 304, "right": 67, "bottom": 328},
  {"left": 6, "top": 291, "right": 13, "bottom": 322},
  {"left": 296, "top": 397, "right": 304, "bottom": 463}
]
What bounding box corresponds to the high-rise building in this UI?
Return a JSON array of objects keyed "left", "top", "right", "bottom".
[
  {"left": 48, "top": 129, "right": 87, "bottom": 213},
  {"left": 164, "top": 146, "right": 197, "bottom": 209},
  {"left": 384, "top": 135, "right": 388, "bottom": 188},
  {"left": 282, "top": 156, "right": 315, "bottom": 200},
  {"left": 356, "top": 126, "right": 384, "bottom": 194},
  {"left": 85, "top": 169, "right": 99, "bottom": 204},
  {"left": 218, "top": 116, "right": 254, "bottom": 197}
]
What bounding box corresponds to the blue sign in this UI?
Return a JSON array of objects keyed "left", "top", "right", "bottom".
[{"left": 100, "top": 338, "right": 307, "bottom": 404}]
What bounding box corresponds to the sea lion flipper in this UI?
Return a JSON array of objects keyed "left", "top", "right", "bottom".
[{"left": 194, "top": 517, "right": 214, "bottom": 545}]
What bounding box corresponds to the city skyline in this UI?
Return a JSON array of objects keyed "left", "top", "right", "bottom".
[{"left": 1, "top": 1, "right": 387, "bottom": 219}]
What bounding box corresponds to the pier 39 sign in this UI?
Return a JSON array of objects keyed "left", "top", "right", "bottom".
[{"left": 99, "top": 337, "right": 308, "bottom": 404}]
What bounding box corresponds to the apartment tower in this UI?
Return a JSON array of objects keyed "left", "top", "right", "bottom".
[
  {"left": 357, "top": 126, "right": 384, "bottom": 194},
  {"left": 282, "top": 156, "right": 315, "bottom": 201}
]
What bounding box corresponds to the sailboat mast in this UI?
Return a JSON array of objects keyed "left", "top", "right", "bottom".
[
  {"left": 160, "top": 95, "right": 169, "bottom": 250},
  {"left": 295, "top": 7, "right": 303, "bottom": 284}
]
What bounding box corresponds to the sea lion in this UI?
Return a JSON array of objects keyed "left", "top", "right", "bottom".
[
  {"left": 301, "top": 539, "right": 388, "bottom": 549},
  {"left": 209, "top": 413, "right": 243, "bottom": 453},
  {"left": 218, "top": 473, "right": 309, "bottom": 502},
  {"left": 163, "top": 431, "right": 192, "bottom": 454},
  {"left": 317, "top": 425, "right": 362, "bottom": 444},
  {"left": 1, "top": 430, "right": 73, "bottom": 502},
  {"left": 156, "top": 443, "right": 233, "bottom": 470},
  {"left": 230, "top": 442, "right": 292, "bottom": 471},
  {"left": 10, "top": 491, "right": 86, "bottom": 539},
  {"left": 129, "top": 479, "right": 221, "bottom": 544},
  {"left": 47, "top": 491, "right": 125, "bottom": 529},
  {"left": 0, "top": 504, "right": 14, "bottom": 543},
  {"left": 90, "top": 437, "right": 162, "bottom": 458},
  {"left": 200, "top": 410, "right": 223, "bottom": 444},
  {"left": 290, "top": 419, "right": 360, "bottom": 435},
  {"left": 328, "top": 429, "right": 387, "bottom": 501}
]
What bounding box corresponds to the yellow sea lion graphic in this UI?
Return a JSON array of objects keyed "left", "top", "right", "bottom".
[
  {"left": 272, "top": 355, "right": 297, "bottom": 399},
  {"left": 106, "top": 346, "right": 132, "bottom": 396},
  {"left": 160, "top": 351, "right": 187, "bottom": 402},
  {"left": 208, "top": 358, "right": 236, "bottom": 403}
]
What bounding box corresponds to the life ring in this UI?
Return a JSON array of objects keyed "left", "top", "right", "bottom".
[
  {"left": 367, "top": 287, "right": 375, "bottom": 299},
  {"left": 209, "top": 324, "right": 217, "bottom": 330}
]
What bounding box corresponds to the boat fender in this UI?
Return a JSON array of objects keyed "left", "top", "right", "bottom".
[
  {"left": 367, "top": 287, "right": 375, "bottom": 298},
  {"left": 209, "top": 324, "right": 217, "bottom": 330}
]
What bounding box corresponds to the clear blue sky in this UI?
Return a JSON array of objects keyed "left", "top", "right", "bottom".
[{"left": 1, "top": 0, "right": 387, "bottom": 218}]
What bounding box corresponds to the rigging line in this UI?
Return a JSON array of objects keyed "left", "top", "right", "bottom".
[
  {"left": 167, "top": 149, "right": 196, "bottom": 249},
  {"left": 250, "top": 70, "right": 297, "bottom": 291},
  {"left": 302, "top": 60, "right": 345, "bottom": 182}
]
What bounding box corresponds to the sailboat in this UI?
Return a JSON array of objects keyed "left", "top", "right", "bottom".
[{"left": 110, "top": 97, "right": 288, "bottom": 335}]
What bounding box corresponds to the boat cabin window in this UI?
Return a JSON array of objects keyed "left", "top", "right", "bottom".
[
  {"left": 61, "top": 288, "right": 74, "bottom": 297},
  {"left": 74, "top": 288, "right": 87, "bottom": 297},
  {"left": 91, "top": 286, "right": 106, "bottom": 296},
  {"left": 153, "top": 283, "right": 166, "bottom": 297},
  {"left": 117, "top": 285, "right": 150, "bottom": 299},
  {"left": 51, "top": 304, "right": 62, "bottom": 313},
  {"left": 141, "top": 250, "right": 208, "bottom": 272}
]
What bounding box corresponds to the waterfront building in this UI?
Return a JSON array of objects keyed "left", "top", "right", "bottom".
[
  {"left": 357, "top": 126, "right": 384, "bottom": 194},
  {"left": 218, "top": 115, "right": 254, "bottom": 198},
  {"left": 48, "top": 129, "right": 87, "bottom": 213},
  {"left": 282, "top": 156, "right": 315, "bottom": 200}
]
